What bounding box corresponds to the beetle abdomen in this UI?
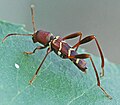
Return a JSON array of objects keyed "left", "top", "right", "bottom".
[
  {"left": 68, "top": 49, "right": 87, "bottom": 72},
  {"left": 70, "top": 58, "right": 87, "bottom": 72}
]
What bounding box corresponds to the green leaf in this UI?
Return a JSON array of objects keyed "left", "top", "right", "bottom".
[{"left": 0, "top": 20, "right": 119, "bottom": 105}]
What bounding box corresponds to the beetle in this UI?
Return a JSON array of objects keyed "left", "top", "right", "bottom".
[{"left": 2, "top": 5, "right": 112, "bottom": 99}]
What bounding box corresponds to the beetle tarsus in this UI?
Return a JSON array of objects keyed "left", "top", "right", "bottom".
[
  {"left": 100, "top": 68, "right": 104, "bottom": 77},
  {"left": 99, "top": 86, "right": 112, "bottom": 99},
  {"left": 24, "top": 51, "right": 33, "bottom": 55},
  {"left": 29, "top": 74, "right": 37, "bottom": 85}
]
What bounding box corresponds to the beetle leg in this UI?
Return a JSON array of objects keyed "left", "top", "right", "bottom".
[
  {"left": 62, "top": 32, "right": 82, "bottom": 51},
  {"left": 29, "top": 48, "right": 51, "bottom": 84},
  {"left": 68, "top": 54, "right": 112, "bottom": 99},
  {"left": 24, "top": 46, "right": 46, "bottom": 54},
  {"left": 73, "top": 35, "right": 104, "bottom": 77}
]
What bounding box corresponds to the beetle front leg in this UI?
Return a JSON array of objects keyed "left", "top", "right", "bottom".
[
  {"left": 24, "top": 46, "right": 46, "bottom": 54},
  {"left": 29, "top": 48, "right": 51, "bottom": 84},
  {"left": 68, "top": 54, "right": 112, "bottom": 99}
]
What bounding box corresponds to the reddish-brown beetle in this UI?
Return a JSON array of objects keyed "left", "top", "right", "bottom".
[{"left": 2, "top": 5, "right": 112, "bottom": 99}]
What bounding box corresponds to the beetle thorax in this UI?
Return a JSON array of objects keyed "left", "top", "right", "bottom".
[{"left": 32, "top": 30, "right": 54, "bottom": 46}]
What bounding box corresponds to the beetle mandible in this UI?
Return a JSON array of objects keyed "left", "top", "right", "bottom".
[{"left": 2, "top": 5, "right": 112, "bottom": 99}]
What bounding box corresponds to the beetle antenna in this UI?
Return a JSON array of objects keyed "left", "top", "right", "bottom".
[
  {"left": 2, "top": 33, "right": 33, "bottom": 43},
  {"left": 31, "top": 4, "right": 37, "bottom": 34},
  {"left": 2, "top": 5, "right": 37, "bottom": 43}
]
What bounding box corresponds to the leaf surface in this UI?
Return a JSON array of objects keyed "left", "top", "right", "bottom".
[{"left": 0, "top": 20, "right": 119, "bottom": 105}]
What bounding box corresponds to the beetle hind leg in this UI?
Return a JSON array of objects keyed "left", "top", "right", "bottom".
[{"left": 68, "top": 53, "right": 112, "bottom": 99}]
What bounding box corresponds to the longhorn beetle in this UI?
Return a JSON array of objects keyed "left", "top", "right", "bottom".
[{"left": 2, "top": 5, "right": 112, "bottom": 99}]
